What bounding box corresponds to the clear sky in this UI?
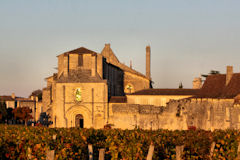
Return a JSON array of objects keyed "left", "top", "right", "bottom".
[{"left": 1, "top": 0, "right": 240, "bottom": 97}]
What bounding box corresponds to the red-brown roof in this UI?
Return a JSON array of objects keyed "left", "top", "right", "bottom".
[
  {"left": 0, "top": 96, "right": 14, "bottom": 101},
  {"left": 0, "top": 96, "right": 24, "bottom": 101},
  {"left": 15, "top": 97, "right": 35, "bottom": 102},
  {"left": 221, "top": 73, "right": 240, "bottom": 98},
  {"left": 195, "top": 74, "right": 226, "bottom": 98},
  {"left": 195, "top": 73, "right": 240, "bottom": 99},
  {"left": 130, "top": 89, "right": 200, "bottom": 96},
  {"left": 110, "top": 96, "right": 127, "bottom": 103},
  {"left": 60, "top": 47, "right": 97, "bottom": 56}
]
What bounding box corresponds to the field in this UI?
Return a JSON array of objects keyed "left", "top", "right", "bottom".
[{"left": 0, "top": 125, "right": 239, "bottom": 160}]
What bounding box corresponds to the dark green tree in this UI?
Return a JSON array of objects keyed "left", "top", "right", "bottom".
[
  {"left": 179, "top": 82, "right": 183, "bottom": 89},
  {"left": 201, "top": 70, "right": 220, "bottom": 78},
  {"left": 6, "top": 108, "right": 14, "bottom": 121},
  {"left": 0, "top": 101, "right": 7, "bottom": 123},
  {"left": 29, "top": 89, "right": 42, "bottom": 101}
]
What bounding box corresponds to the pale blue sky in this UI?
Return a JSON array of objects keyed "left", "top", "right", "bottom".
[{"left": 1, "top": 0, "right": 240, "bottom": 97}]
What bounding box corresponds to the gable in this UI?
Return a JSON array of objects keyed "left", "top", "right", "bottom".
[{"left": 101, "top": 44, "right": 119, "bottom": 64}]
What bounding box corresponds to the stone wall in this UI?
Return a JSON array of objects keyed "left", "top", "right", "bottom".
[
  {"left": 42, "top": 88, "right": 51, "bottom": 112},
  {"left": 124, "top": 72, "right": 150, "bottom": 93},
  {"left": 109, "top": 98, "right": 240, "bottom": 130},
  {"left": 57, "top": 54, "right": 64, "bottom": 77},
  {"left": 97, "top": 54, "right": 103, "bottom": 78},
  {"left": 170, "top": 98, "right": 239, "bottom": 130},
  {"left": 109, "top": 103, "right": 187, "bottom": 130},
  {"left": 69, "top": 54, "right": 79, "bottom": 70}
]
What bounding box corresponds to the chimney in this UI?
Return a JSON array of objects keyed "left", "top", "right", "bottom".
[
  {"left": 192, "top": 77, "right": 202, "bottom": 89},
  {"left": 146, "top": 45, "right": 151, "bottom": 79},
  {"left": 11, "top": 93, "right": 15, "bottom": 99},
  {"left": 226, "top": 66, "right": 233, "bottom": 86},
  {"left": 63, "top": 55, "right": 69, "bottom": 77},
  {"left": 130, "top": 60, "right": 132, "bottom": 69},
  {"left": 91, "top": 55, "right": 97, "bottom": 77}
]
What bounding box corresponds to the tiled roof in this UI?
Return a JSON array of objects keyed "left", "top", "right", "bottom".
[
  {"left": 195, "top": 74, "right": 226, "bottom": 98},
  {"left": 130, "top": 89, "right": 200, "bottom": 95},
  {"left": 110, "top": 96, "right": 127, "bottom": 103},
  {"left": 0, "top": 96, "right": 25, "bottom": 101},
  {"left": 58, "top": 47, "right": 98, "bottom": 57},
  {"left": 58, "top": 45, "right": 149, "bottom": 80},
  {"left": 117, "top": 63, "right": 150, "bottom": 80},
  {"left": 195, "top": 73, "right": 240, "bottom": 99},
  {"left": 222, "top": 73, "right": 240, "bottom": 98},
  {"left": 0, "top": 96, "right": 14, "bottom": 101},
  {"left": 57, "top": 69, "right": 105, "bottom": 83}
]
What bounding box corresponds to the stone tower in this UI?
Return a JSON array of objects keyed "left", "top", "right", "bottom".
[
  {"left": 146, "top": 45, "right": 151, "bottom": 79},
  {"left": 192, "top": 77, "right": 202, "bottom": 89}
]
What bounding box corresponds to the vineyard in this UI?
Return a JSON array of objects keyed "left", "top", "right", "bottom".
[{"left": 0, "top": 125, "right": 240, "bottom": 160}]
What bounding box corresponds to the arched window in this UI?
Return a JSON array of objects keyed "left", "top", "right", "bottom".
[
  {"left": 75, "top": 114, "right": 84, "bottom": 128},
  {"left": 125, "top": 84, "right": 134, "bottom": 94}
]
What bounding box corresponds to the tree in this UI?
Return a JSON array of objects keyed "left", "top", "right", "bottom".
[
  {"left": 0, "top": 101, "right": 7, "bottom": 123},
  {"left": 37, "top": 112, "right": 53, "bottom": 127},
  {"left": 201, "top": 70, "right": 220, "bottom": 78},
  {"left": 179, "top": 82, "right": 183, "bottom": 89},
  {"left": 6, "top": 108, "right": 14, "bottom": 123},
  {"left": 29, "top": 89, "right": 42, "bottom": 101},
  {"left": 12, "top": 107, "right": 33, "bottom": 125}
]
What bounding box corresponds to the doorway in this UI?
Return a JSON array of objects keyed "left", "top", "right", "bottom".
[{"left": 75, "top": 114, "right": 84, "bottom": 128}]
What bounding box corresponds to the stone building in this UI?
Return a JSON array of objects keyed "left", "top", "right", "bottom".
[
  {"left": 0, "top": 93, "right": 42, "bottom": 121},
  {"left": 42, "top": 44, "right": 240, "bottom": 130},
  {"left": 159, "top": 66, "right": 240, "bottom": 130},
  {"left": 42, "top": 44, "right": 152, "bottom": 128},
  {"left": 106, "top": 66, "right": 240, "bottom": 130}
]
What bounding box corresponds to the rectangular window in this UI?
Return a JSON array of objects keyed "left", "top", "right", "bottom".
[{"left": 78, "top": 55, "right": 83, "bottom": 66}]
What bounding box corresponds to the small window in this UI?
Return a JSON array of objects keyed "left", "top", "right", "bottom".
[{"left": 78, "top": 55, "right": 83, "bottom": 66}]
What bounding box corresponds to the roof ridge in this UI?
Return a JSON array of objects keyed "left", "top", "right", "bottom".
[
  {"left": 57, "top": 46, "right": 98, "bottom": 57},
  {"left": 118, "top": 62, "right": 150, "bottom": 80}
]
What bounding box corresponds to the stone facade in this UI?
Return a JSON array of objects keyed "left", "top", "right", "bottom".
[
  {"left": 107, "top": 66, "right": 240, "bottom": 130},
  {"left": 52, "top": 82, "right": 108, "bottom": 128},
  {"left": 42, "top": 44, "right": 240, "bottom": 131},
  {"left": 42, "top": 44, "right": 152, "bottom": 128}
]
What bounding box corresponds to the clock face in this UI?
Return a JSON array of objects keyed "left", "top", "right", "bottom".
[{"left": 75, "top": 88, "right": 82, "bottom": 102}]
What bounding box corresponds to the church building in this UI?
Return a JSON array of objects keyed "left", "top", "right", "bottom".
[
  {"left": 42, "top": 44, "right": 152, "bottom": 128},
  {"left": 41, "top": 44, "right": 240, "bottom": 130}
]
